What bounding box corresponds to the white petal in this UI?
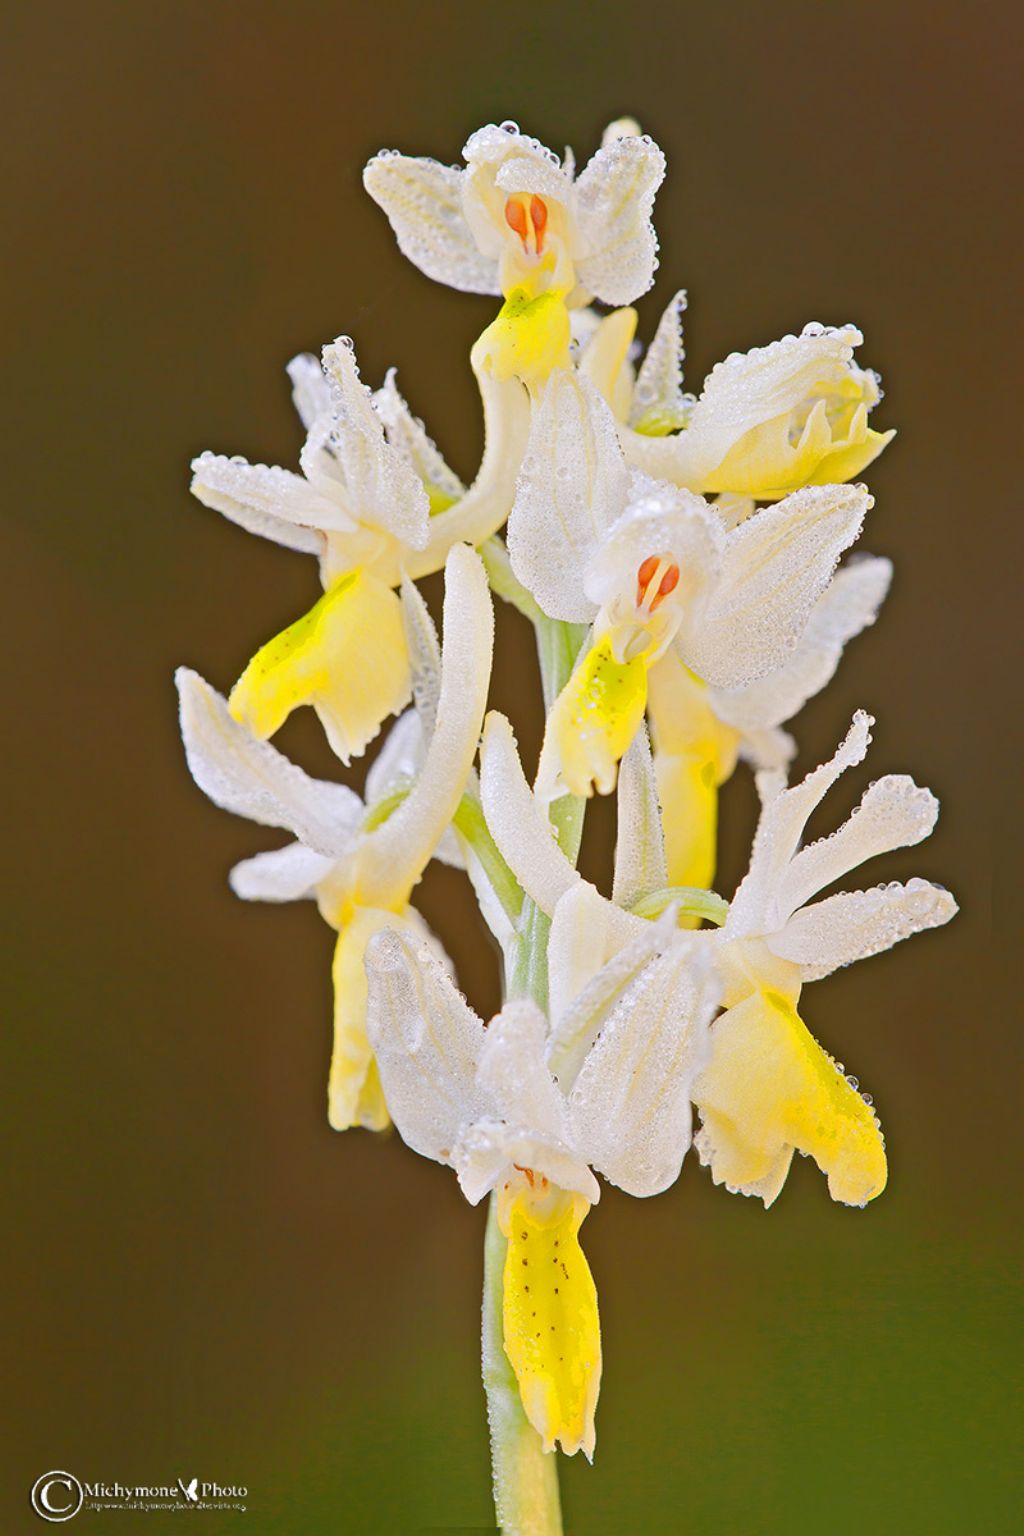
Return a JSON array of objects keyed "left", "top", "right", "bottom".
[
  {"left": 364, "top": 707, "right": 423, "bottom": 809},
  {"left": 494, "top": 150, "right": 573, "bottom": 203},
  {"left": 375, "top": 369, "right": 466, "bottom": 506},
  {"left": 727, "top": 711, "right": 874, "bottom": 937},
  {"left": 769, "top": 878, "right": 958, "bottom": 981},
  {"left": 175, "top": 667, "right": 362, "bottom": 856},
  {"left": 363, "top": 151, "right": 498, "bottom": 293},
  {"left": 778, "top": 774, "right": 940, "bottom": 916},
  {"left": 547, "top": 890, "right": 673, "bottom": 1087},
  {"left": 568, "top": 936, "right": 718, "bottom": 1196},
  {"left": 612, "top": 722, "right": 668, "bottom": 909},
  {"left": 629, "top": 289, "right": 689, "bottom": 431},
  {"left": 679, "top": 485, "right": 871, "bottom": 691},
  {"left": 363, "top": 926, "right": 487, "bottom": 1163},
  {"left": 351, "top": 545, "right": 493, "bottom": 905},
  {"left": 320, "top": 339, "right": 430, "bottom": 551},
  {"left": 287, "top": 352, "right": 334, "bottom": 431},
  {"left": 479, "top": 712, "right": 579, "bottom": 916},
  {"left": 507, "top": 371, "right": 627, "bottom": 623},
  {"left": 738, "top": 726, "right": 796, "bottom": 772},
  {"left": 190, "top": 451, "right": 342, "bottom": 551},
  {"left": 584, "top": 475, "right": 723, "bottom": 611},
  {"left": 712, "top": 555, "right": 892, "bottom": 734},
  {"left": 399, "top": 574, "right": 442, "bottom": 737},
  {"left": 453, "top": 1119, "right": 600, "bottom": 1207},
  {"left": 461, "top": 125, "right": 568, "bottom": 258},
  {"left": 574, "top": 133, "right": 666, "bottom": 305},
  {"left": 229, "top": 841, "right": 337, "bottom": 902},
  {"left": 477, "top": 1001, "right": 569, "bottom": 1140}
]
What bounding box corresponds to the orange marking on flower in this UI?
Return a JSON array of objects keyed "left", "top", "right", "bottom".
[
  {"left": 636, "top": 555, "right": 681, "bottom": 613},
  {"left": 505, "top": 197, "right": 529, "bottom": 241},
  {"left": 530, "top": 195, "right": 548, "bottom": 252},
  {"left": 504, "top": 194, "right": 549, "bottom": 255}
]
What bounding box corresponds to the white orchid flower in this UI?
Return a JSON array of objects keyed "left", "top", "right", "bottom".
[
  {"left": 693, "top": 711, "right": 957, "bottom": 1208},
  {"left": 191, "top": 335, "right": 527, "bottom": 763},
  {"left": 364, "top": 898, "right": 717, "bottom": 1459},
  {"left": 175, "top": 544, "right": 494, "bottom": 1131},
  {"left": 478, "top": 702, "right": 957, "bottom": 1212},
  {"left": 364, "top": 118, "right": 665, "bottom": 308},
  {"left": 577, "top": 297, "right": 895, "bottom": 499},
  {"left": 365, "top": 119, "right": 665, "bottom": 392},
  {"left": 507, "top": 369, "right": 873, "bottom": 802}
]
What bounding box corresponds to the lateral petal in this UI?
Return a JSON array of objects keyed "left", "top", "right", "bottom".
[
  {"left": 477, "top": 1001, "right": 570, "bottom": 1142},
  {"left": 375, "top": 368, "right": 465, "bottom": 513},
  {"left": 574, "top": 132, "right": 666, "bottom": 306},
  {"left": 229, "top": 841, "right": 337, "bottom": 903},
  {"left": 769, "top": 879, "right": 957, "bottom": 981},
  {"left": 679, "top": 486, "right": 871, "bottom": 691},
  {"left": 175, "top": 667, "right": 362, "bottom": 856},
  {"left": 711, "top": 555, "right": 892, "bottom": 735},
  {"left": 363, "top": 926, "right": 487, "bottom": 1159},
  {"left": 569, "top": 937, "right": 718, "bottom": 1196},
  {"left": 320, "top": 339, "right": 430, "bottom": 552},
  {"left": 190, "top": 451, "right": 342, "bottom": 551},
  {"left": 546, "top": 883, "right": 655, "bottom": 1080},
  {"left": 363, "top": 151, "right": 498, "bottom": 294}
]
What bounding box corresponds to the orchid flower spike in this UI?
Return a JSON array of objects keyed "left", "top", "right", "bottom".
[
  {"left": 175, "top": 543, "right": 494, "bottom": 1131},
  {"left": 508, "top": 370, "right": 874, "bottom": 812},
  {"left": 190, "top": 335, "right": 526, "bottom": 764},
  {"left": 578, "top": 298, "right": 895, "bottom": 499},
  {"left": 364, "top": 906, "right": 718, "bottom": 1460},
  {"left": 365, "top": 119, "right": 666, "bottom": 391},
  {"left": 695, "top": 712, "right": 957, "bottom": 1208}
]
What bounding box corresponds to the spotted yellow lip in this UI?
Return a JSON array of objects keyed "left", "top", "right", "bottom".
[{"left": 498, "top": 1177, "right": 602, "bottom": 1460}]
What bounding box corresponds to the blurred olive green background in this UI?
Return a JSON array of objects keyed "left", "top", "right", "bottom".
[{"left": 3, "top": 1, "right": 1018, "bottom": 1532}]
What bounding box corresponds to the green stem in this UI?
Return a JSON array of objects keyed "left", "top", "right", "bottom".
[
  {"left": 453, "top": 791, "right": 524, "bottom": 926},
  {"left": 483, "top": 1194, "right": 563, "bottom": 1536}
]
